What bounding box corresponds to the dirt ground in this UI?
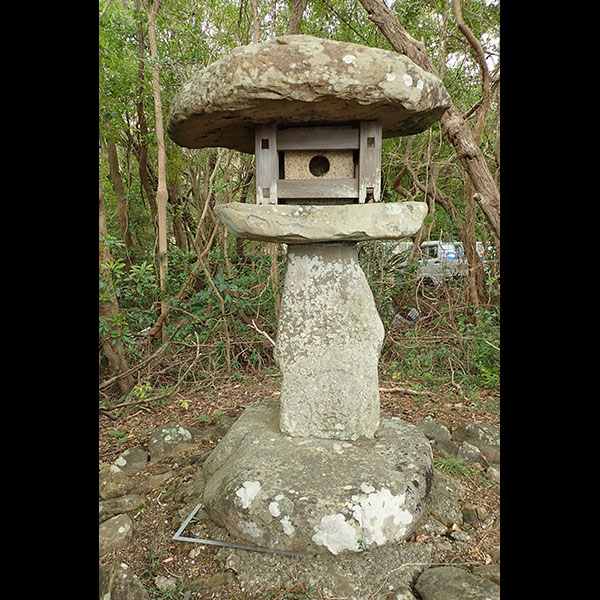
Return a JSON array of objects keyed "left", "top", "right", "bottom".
[{"left": 99, "top": 373, "right": 500, "bottom": 599}]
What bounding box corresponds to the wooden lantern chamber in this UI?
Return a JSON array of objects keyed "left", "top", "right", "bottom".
[{"left": 254, "top": 121, "right": 382, "bottom": 205}]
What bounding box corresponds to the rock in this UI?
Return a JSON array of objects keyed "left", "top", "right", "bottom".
[
  {"left": 451, "top": 422, "right": 500, "bottom": 463},
  {"left": 113, "top": 447, "right": 149, "bottom": 474},
  {"left": 99, "top": 494, "right": 146, "bottom": 523},
  {"left": 167, "top": 35, "right": 451, "bottom": 153},
  {"left": 192, "top": 414, "right": 237, "bottom": 440},
  {"left": 214, "top": 202, "right": 428, "bottom": 244},
  {"left": 147, "top": 470, "right": 176, "bottom": 489},
  {"left": 184, "top": 571, "right": 236, "bottom": 592},
  {"left": 449, "top": 528, "right": 470, "bottom": 542},
  {"left": 392, "top": 592, "right": 418, "bottom": 600},
  {"left": 487, "top": 463, "right": 500, "bottom": 484},
  {"left": 456, "top": 441, "right": 489, "bottom": 469},
  {"left": 148, "top": 424, "right": 194, "bottom": 460},
  {"left": 415, "top": 417, "right": 462, "bottom": 456},
  {"left": 476, "top": 506, "right": 489, "bottom": 521},
  {"left": 99, "top": 464, "right": 135, "bottom": 500},
  {"left": 221, "top": 539, "right": 432, "bottom": 599},
  {"left": 416, "top": 416, "right": 452, "bottom": 446},
  {"left": 204, "top": 571, "right": 236, "bottom": 589},
  {"left": 154, "top": 575, "right": 177, "bottom": 592},
  {"left": 99, "top": 562, "right": 150, "bottom": 600},
  {"left": 473, "top": 564, "right": 500, "bottom": 585},
  {"left": 415, "top": 566, "right": 500, "bottom": 600},
  {"left": 461, "top": 502, "right": 489, "bottom": 526},
  {"left": 414, "top": 514, "right": 449, "bottom": 538},
  {"left": 434, "top": 539, "right": 452, "bottom": 552},
  {"left": 274, "top": 242, "right": 384, "bottom": 440},
  {"left": 461, "top": 502, "right": 479, "bottom": 524},
  {"left": 99, "top": 514, "right": 134, "bottom": 555},
  {"left": 424, "top": 469, "right": 465, "bottom": 528},
  {"left": 201, "top": 398, "right": 433, "bottom": 554},
  {"left": 437, "top": 438, "right": 461, "bottom": 457}
]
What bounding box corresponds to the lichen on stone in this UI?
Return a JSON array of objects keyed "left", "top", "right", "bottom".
[{"left": 235, "top": 480, "right": 261, "bottom": 509}]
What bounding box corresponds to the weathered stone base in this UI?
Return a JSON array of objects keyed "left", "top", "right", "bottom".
[{"left": 202, "top": 398, "right": 433, "bottom": 556}]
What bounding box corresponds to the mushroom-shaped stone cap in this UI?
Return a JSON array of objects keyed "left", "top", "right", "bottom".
[{"left": 167, "top": 35, "right": 451, "bottom": 153}]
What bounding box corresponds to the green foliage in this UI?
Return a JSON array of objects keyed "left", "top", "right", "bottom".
[
  {"left": 357, "top": 538, "right": 371, "bottom": 556},
  {"left": 99, "top": 0, "right": 500, "bottom": 398},
  {"left": 196, "top": 410, "right": 223, "bottom": 423},
  {"left": 100, "top": 311, "right": 134, "bottom": 352},
  {"left": 434, "top": 456, "right": 491, "bottom": 485},
  {"left": 128, "top": 261, "right": 157, "bottom": 299},
  {"left": 457, "top": 306, "right": 500, "bottom": 388},
  {"left": 108, "top": 429, "right": 129, "bottom": 444},
  {"left": 434, "top": 456, "right": 481, "bottom": 479},
  {"left": 126, "top": 377, "right": 154, "bottom": 403},
  {"left": 380, "top": 302, "right": 499, "bottom": 392},
  {"left": 357, "top": 235, "right": 499, "bottom": 394}
]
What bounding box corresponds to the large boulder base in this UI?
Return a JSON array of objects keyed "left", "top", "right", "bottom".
[
  {"left": 201, "top": 398, "right": 434, "bottom": 555},
  {"left": 214, "top": 201, "right": 428, "bottom": 244},
  {"left": 167, "top": 35, "right": 451, "bottom": 152}
]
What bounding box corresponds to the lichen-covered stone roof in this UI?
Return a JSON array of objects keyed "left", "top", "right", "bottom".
[{"left": 167, "top": 35, "right": 451, "bottom": 153}]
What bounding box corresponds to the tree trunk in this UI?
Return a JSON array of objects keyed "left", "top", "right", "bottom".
[
  {"left": 357, "top": 0, "right": 500, "bottom": 241},
  {"left": 105, "top": 140, "right": 135, "bottom": 267},
  {"left": 169, "top": 184, "right": 189, "bottom": 252},
  {"left": 146, "top": 0, "right": 169, "bottom": 345},
  {"left": 235, "top": 166, "right": 255, "bottom": 261},
  {"left": 250, "top": 0, "right": 260, "bottom": 42},
  {"left": 287, "top": 0, "right": 307, "bottom": 34},
  {"left": 135, "top": 0, "right": 159, "bottom": 240},
  {"left": 99, "top": 154, "right": 135, "bottom": 396}
]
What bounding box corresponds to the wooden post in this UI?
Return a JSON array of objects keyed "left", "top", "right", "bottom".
[
  {"left": 255, "top": 123, "right": 278, "bottom": 204},
  {"left": 358, "top": 121, "right": 382, "bottom": 203}
]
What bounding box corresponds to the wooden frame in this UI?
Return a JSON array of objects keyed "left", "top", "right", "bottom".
[
  {"left": 277, "top": 127, "right": 359, "bottom": 151},
  {"left": 254, "top": 121, "right": 381, "bottom": 204},
  {"left": 278, "top": 179, "right": 358, "bottom": 199},
  {"left": 255, "top": 123, "right": 278, "bottom": 205}
]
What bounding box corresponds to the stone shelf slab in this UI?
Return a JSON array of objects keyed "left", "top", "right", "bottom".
[{"left": 214, "top": 201, "right": 428, "bottom": 244}]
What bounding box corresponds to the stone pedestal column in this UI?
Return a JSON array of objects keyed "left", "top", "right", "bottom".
[{"left": 274, "top": 242, "right": 384, "bottom": 440}]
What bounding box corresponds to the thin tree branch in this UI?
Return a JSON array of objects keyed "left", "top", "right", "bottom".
[
  {"left": 99, "top": 0, "right": 114, "bottom": 23},
  {"left": 357, "top": 0, "right": 500, "bottom": 240},
  {"left": 249, "top": 319, "right": 275, "bottom": 347},
  {"left": 379, "top": 386, "right": 429, "bottom": 396},
  {"left": 452, "top": 0, "right": 490, "bottom": 142}
]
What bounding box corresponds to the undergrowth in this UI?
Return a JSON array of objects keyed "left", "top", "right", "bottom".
[{"left": 100, "top": 236, "right": 499, "bottom": 409}]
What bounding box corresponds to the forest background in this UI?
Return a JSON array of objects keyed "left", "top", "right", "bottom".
[{"left": 98, "top": 0, "right": 500, "bottom": 415}]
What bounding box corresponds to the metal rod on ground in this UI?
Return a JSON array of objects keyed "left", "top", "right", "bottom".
[{"left": 172, "top": 502, "right": 298, "bottom": 557}]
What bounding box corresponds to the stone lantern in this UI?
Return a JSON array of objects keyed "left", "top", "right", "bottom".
[{"left": 168, "top": 35, "right": 450, "bottom": 556}]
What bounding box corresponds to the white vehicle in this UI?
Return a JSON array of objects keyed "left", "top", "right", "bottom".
[
  {"left": 393, "top": 240, "right": 486, "bottom": 285},
  {"left": 455, "top": 241, "right": 488, "bottom": 275}
]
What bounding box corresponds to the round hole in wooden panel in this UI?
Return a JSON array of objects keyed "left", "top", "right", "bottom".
[{"left": 309, "top": 155, "right": 330, "bottom": 177}]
